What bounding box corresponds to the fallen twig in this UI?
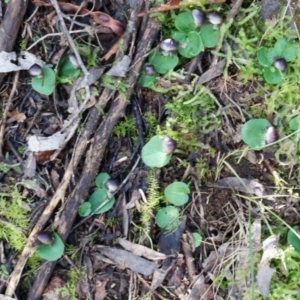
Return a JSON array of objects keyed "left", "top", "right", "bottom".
[
  {"left": 25, "top": 2, "right": 161, "bottom": 299},
  {"left": 0, "top": 0, "right": 29, "bottom": 85},
  {"left": 0, "top": 71, "right": 19, "bottom": 160}
]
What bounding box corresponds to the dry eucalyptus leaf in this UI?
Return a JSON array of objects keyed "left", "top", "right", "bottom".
[
  {"left": 118, "top": 238, "right": 167, "bottom": 261},
  {"left": 187, "top": 275, "right": 214, "bottom": 300},
  {"left": 148, "top": 258, "right": 176, "bottom": 294},
  {"left": 22, "top": 151, "right": 36, "bottom": 178},
  {"left": 257, "top": 235, "right": 279, "bottom": 297},
  {"left": 0, "top": 51, "right": 45, "bottom": 73},
  {"left": 106, "top": 55, "right": 131, "bottom": 77},
  {"left": 96, "top": 246, "right": 159, "bottom": 276},
  {"left": 94, "top": 278, "right": 108, "bottom": 300},
  {"left": 208, "top": 177, "right": 275, "bottom": 200},
  {"left": 197, "top": 59, "right": 226, "bottom": 85},
  {"left": 28, "top": 131, "right": 69, "bottom": 152}
]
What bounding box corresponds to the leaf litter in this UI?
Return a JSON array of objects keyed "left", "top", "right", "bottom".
[{"left": 0, "top": 0, "right": 299, "bottom": 299}]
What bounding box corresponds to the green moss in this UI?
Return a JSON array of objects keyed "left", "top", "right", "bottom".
[
  {"left": 144, "top": 111, "right": 158, "bottom": 139},
  {"left": 0, "top": 186, "right": 31, "bottom": 251},
  {"left": 140, "top": 170, "right": 162, "bottom": 234},
  {"left": 158, "top": 85, "right": 220, "bottom": 152},
  {"left": 44, "top": 268, "right": 82, "bottom": 300},
  {"left": 113, "top": 116, "right": 136, "bottom": 138}
]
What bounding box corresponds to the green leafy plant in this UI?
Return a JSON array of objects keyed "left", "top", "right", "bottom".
[
  {"left": 289, "top": 116, "right": 300, "bottom": 131},
  {"left": 75, "top": 37, "right": 100, "bottom": 68},
  {"left": 241, "top": 119, "right": 277, "bottom": 150},
  {"left": 139, "top": 9, "right": 220, "bottom": 88},
  {"left": 29, "top": 64, "right": 56, "bottom": 96},
  {"left": 148, "top": 50, "right": 179, "bottom": 74},
  {"left": 78, "top": 172, "right": 116, "bottom": 217},
  {"left": 257, "top": 38, "right": 298, "bottom": 84},
  {"left": 287, "top": 227, "right": 300, "bottom": 254},
  {"left": 155, "top": 181, "right": 190, "bottom": 231},
  {"left": 138, "top": 65, "right": 158, "bottom": 87},
  {"left": 191, "top": 232, "right": 202, "bottom": 248},
  {"left": 37, "top": 232, "right": 65, "bottom": 261},
  {"left": 57, "top": 53, "right": 81, "bottom": 84},
  {"left": 171, "top": 11, "right": 220, "bottom": 58},
  {"left": 140, "top": 137, "right": 190, "bottom": 232},
  {"left": 164, "top": 181, "right": 190, "bottom": 206},
  {"left": 141, "top": 135, "right": 176, "bottom": 168},
  {"left": 177, "top": 31, "right": 204, "bottom": 58},
  {"left": 199, "top": 24, "right": 221, "bottom": 48},
  {"left": 138, "top": 73, "right": 158, "bottom": 87},
  {"left": 156, "top": 206, "right": 180, "bottom": 231}
]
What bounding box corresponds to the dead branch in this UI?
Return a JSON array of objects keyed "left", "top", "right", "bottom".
[
  {"left": 10, "top": 3, "right": 161, "bottom": 300},
  {"left": 0, "top": 71, "right": 19, "bottom": 160},
  {"left": 0, "top": 0, "right": 29, "bottom": 85}
]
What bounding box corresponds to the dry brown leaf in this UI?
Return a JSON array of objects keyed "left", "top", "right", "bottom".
[
  {"left": 50, "top": 169, "right": 60, "bottom": 189},
  {"left": 208, "top": 177, "right": 275, "bottom": 200},
  {"left": 138, "top": 0, "right": 226, "bottom": 16},
  {"left": 197, "top": 59, "right": 226, "bottom": 85},
  {"left": 138, "top": 0, "right": 181, "bottom": 16},
  {"left": 32, "top": 0, "right": 124, "bottom": 36},
  {"left": 101, "top": 38, "right": 122, "bottom": 61},
  {"left": 208, "top": 0, "right": 226, "bottom": 2},
  {"left": 42, "top": 275, "right": 68, "bottom": 300},
  {"left": 35, "top": 150, "right": 55, "bottom": 164},
  {"left": 118, "top": 238, "right": 167, "bottom": 261},
  {"left": 23, "top": 151, "right": 36, "bottom": 178},
  {"left": 257, "top": 235, "right": 279, "bottom": 297},
  {"left": 187, "top": 275, "right": 214, "bottom": 300},
  {"left": 94, "top": 278, "right": 109, "bottom": 300},
  {"left": 106, "top": 55, "right": 131, "bottom": 77},
  {"left": 96, "top": 246, "right": 159, "bottom": 276}
]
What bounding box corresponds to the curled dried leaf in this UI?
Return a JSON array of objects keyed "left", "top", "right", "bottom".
[
  {"left": 32, "top": 0, "right": 124, "bottom": 36},
  {"left": 90, "top": 12, "right": 124, "bottom": 36}
]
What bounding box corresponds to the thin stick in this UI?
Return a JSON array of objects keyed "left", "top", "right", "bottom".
[
  {"left": 50, "top": 0, "right": 88, "bottom": 76},
  {"left": 26, "top": 29, "right": 90, "bottom": 51},
  {"left": 50, "top": 0, "right": 90, "bottom": 110},
  {"left": 0, "top": 71, "right": 19, "bottom": 160}
]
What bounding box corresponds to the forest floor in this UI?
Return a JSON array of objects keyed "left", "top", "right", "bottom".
[{"left": 1, "top": 0, "right": 300, "bottom": 299}]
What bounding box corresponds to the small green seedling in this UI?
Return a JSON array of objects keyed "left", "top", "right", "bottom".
[
  {"left": 78, "top": 202, "right": 92, "bottom": 217},
  {"left": 172, "top": 11, "right": 220, "bottom": 58},
  {"left": 138, "top": 65, "right": 158, "bottom": 87},
  {"left": 156, "top": 206, "right": 180, "bottom": 231},
  {"left": 175, "top": 11, "right": 198, "bottom": 33},
  {"left": 257, "top": 38, "right": 298, "bottom": 84},
  {"left": 287, "top": 227, "right": 300, "bottom": 254},
  {"left": 199, "top": 24, "right": 221, "bottom": 48},
  {"left": 139, "top": 9, "right": 220, "bottom": 86},
  {"left": 37, "top": 232, "right": 65, "bottom": 261},
  {"left": 191, "top": 232, "right": 202, "bottom": 248},
  {"left": 148, "top": 51, "right": 179, "bottom": 74},
  {"left": 241, "top": 118, "right": 277, "bottom": 150},
  {"left": 29, "top": 64, "right": 55, "bottom": 96},
  {"left": 155, "top": 181, "right": 190, "bottom": 231},
  {"left": 142, "top": 135, "right": 176, "bottom": 168},
  {"left": 138, "top": 74, "right": 158, "bottom": 87},
  {"left": 78, "top": 172, "right": 116, "bottom": 216},
  {"left": 164, "top": 181, "right": 190, "bottom": 206},
  {"left": 57, "top": 53, "right": 81, "bottom": 84},
  {"left": 177, "top": 31, "right": 204, "bottom": 58},
  {"left": 289, "top": 116, "right": 300, "bottom": 131}
]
